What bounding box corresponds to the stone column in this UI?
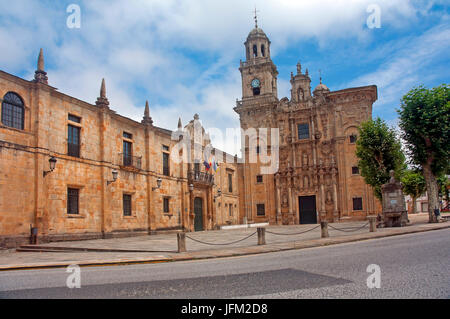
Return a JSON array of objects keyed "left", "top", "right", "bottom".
[
  {"left": 276, "top": 186, "right": 282, "bottom": 225},
  {"left": 321, "top": 221, "right": 329, "bottom": 238},
  {"left": 177, "top": 232, "right": 187, "bottom": 252},
  {"left": 257, "top": 227, "right": 266, "bottom": 245}
]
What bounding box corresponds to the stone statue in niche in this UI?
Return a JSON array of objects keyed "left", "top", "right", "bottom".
[
  {"left": 302, "top": 153, "right": 309, "bottom": 166},
  {"left": 282, "top": 192, "right": 289, "bottom": 208},
  {"left": 303, "top": 175, "right": 309, "bottom": 189},
  {"left": 298, "top": 88, "right": 304, "bottom": 102},
  {"left": 326, "top": 190, "right": 333, "bottom": 204}
]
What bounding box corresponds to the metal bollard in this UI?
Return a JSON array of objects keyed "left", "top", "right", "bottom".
[
  {"left": 368, "top": 216, "right": 377, "bottom": 232},
  {"left": 177, "top": 232, "right": 186, "bottom": 253},
  {"left": 257, "top": 227, "right": 266, "bottom": 245},
  {"left": 321, "top": 221, "right": 329, "bottom": 238}
]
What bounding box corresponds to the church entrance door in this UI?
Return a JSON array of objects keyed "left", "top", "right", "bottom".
[{"left": 299, "top": 196, "right": 317, "bottom": 224}]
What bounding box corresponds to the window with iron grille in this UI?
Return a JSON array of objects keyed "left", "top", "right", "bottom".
[
  {"left": 68, "top": 125, "right": 81, "bottom": 158},
  {"left": 123, "top": 140, "right": 132, "bottom": 166},
  {"left": 228, "top": 173, "right": 233, "bottom": 193},
  {"left": 352, "top": 166, "right": 360, "bottom": 175},
  {"left": 67, "top": 188, "right": 79, "bottom": 215},
  {"left": 257, "top": 204, "right": 265, "bottom": 216},
  {"left": 256, "top": 175, "right": 263, "bottom": 183},
  {"left": 123, "top": 194, "right": 132, "bottom": 216},
  {"left": 349, "top": 135, "right": 357, "bottom": 143},
  {"left": 163, "top": 152, "right": 170, "bottom": 176},
  {"left": 298, "top": 123, "right": 310, "bottom": 140},
  {"left": 353, "top": 197, "right": 363, "bottom": 211},
  {"left": 1, "top": 92, "right": 24, "bottom": 130},
  {"left": 163, "top": 197, "right": 170, "bottom": 213}
]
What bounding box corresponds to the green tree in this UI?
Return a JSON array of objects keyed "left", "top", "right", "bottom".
[
  {"left": 356, "top": 117, "right": 406, "bottom": 201},
  {"left": 401, "top": 170, "right": 426, "bottom": 214},
  {"left": 398, "top": 84, "right": 450, "bottom": 222}
]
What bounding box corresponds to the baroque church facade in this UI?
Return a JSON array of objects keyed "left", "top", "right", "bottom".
[
  {"left": 235, "top": 25, "right": 380, "bottom": 225},
  {"left": 0, "top": 24, "right": 380, "bottom": 247}
]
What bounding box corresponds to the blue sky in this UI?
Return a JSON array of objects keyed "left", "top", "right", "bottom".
[{"left": 0, "top": 0, "right": 448, "bottom": 154}]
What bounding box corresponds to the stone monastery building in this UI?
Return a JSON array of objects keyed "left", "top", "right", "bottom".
[{"left": 0, "top": 24, "right": 380, "bottom": 247}]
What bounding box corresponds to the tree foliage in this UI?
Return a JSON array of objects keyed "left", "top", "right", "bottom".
[
  {"left": 398, "top": 84, "right": 450, "bottom": 221},
  {"left": 356, "top": 117, "right": 406, "bottom": 200},
  {"left": 401, "top": 170, "right": 426, "bottom": 199},
  {"left": 398, "top": 84, "right": 450, "bottom": 176}
]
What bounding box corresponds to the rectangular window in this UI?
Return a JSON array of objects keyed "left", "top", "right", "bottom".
[
  {"left": 257, "top": 204, "right": 265, "bottom": 216},
  {"left": 163, "top": 197, "right": 170, "bottom": 213},
  {"left": 349, "top": 135, "right": 357, "bottom": 143},
  {"left": 67, "top": 188, "right": 79, "bottom": 215},
  {"left": 68, "top": 125, "right": 81, "bottom": 157},
  {"left": 123, "top": 194, "right": 132, "bottom": 216},
  {"left": 298, "top": 123, "right": 310, "bottom": 140},
  {"left": 229, "top": 205, "right": 233, "bottom": 217},
  {"left": 228, "top": 173, "right": 233, "bottom": 193},
  {"left": 353, "top": 198, "right": 363, "bottom": 211},
  {"left": 123, "top": 132, "right": 132, "bottom": 139},
  {"left": 352, "top": 166, "right": 360, "bottom": 175},
  {"left": 163, "top": 152, "right": 170, "bottom": 176},
  {"left": 162, "top": 145, "right": 170, "bottom": 152},
  {"left": 256, "top": 175, "right": 263, "bottom": 183},
  {"left": 68, "top": 114, "right": 81, "bottom": 123},
  {"left": 123, "top": 140, "right": 132, "bottom": 166}
]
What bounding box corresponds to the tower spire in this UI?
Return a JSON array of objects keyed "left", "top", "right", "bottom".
[
  {"left": 34, "top": 48, "right": 48, "bottom": 84},
  {"left": 96, "top": 78, "right": 109, "bottom": 109},
  {"left": 178, "top": 117, "right": 182, "bottom": 129},
  {"left": 254, "top": 7, "right": 259, "bottom": 28},
  {"left": 142, "top": 100, "right": 153, "bottom": 125}
]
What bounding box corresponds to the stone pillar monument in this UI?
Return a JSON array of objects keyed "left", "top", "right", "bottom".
[{"left": 381, "top": 170, "right": 408, "bottom": 227}]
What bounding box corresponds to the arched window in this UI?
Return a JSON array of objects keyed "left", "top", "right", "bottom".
[
  {"left": 1, "top": 92, "right": 24, "bottom": 130},
  {"left": 253, "top": 44, "right": 258, "bottom": 58},
  {"left": 261, "top": 44, "right": 265, "bottom": 57}
]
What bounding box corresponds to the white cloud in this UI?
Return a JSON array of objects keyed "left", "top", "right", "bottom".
[
  {"left": 0, "top": 0, "right": 445, "bottom": 153},
  {"left": 347, "top": 23, "right": 450, "bottom": 113}
]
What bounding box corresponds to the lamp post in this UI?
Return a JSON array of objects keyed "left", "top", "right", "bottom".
[
  {"left": 214, "top": 188, "right": 222, "bottom": 202},
  {"left": 43, "top": 156, "right": 57, "bottom": 177},
  {"left": 152, "top": 178, "right": 162, "bottom": 191},
  {"left": 107, "top": 169, "right": 119, "bottom": 185}
]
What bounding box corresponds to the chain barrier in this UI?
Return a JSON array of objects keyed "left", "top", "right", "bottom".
[
  {"left": 328, "top": 222, "right": 370, "bottom": 233},
  {"left": 185, "top": 231, "right": 257, "bottom": 246},
  {"left": 265, "top": 225, "right": 321, "bottom": 236}
]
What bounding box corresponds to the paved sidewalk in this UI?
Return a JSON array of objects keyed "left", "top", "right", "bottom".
[{"left": 0, "top": 213, "right": 448, "bottom": 270}]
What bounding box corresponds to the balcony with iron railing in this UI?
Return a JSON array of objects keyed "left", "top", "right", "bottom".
[
  {"left": 188, "top": 170, "right": 215, "bottom": 186},
  {"left": 119, "top": 153, "right": 142, "bottom": 170}
]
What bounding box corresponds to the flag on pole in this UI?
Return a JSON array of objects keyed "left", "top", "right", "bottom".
[
  {"left": 212, "top": 157, "right": 219, "bottom": 173},
  {"left": 203, "top": 160, "right": 210, "bottom": 171}
]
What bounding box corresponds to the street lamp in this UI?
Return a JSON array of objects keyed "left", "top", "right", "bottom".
[
  {"left": 43, "top": 156, "right": 57, "bottom": 177},
  {"left": 152, "top": 177, "right": 162, "bottom": 191},
  {"left": 214, "top": 188, "right": 222, "bottom": 202},
  {"left": 107, "top": 169, "right": 119, "bottom": 185}
]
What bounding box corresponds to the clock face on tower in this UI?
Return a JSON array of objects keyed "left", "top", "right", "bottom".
[{"left": 251, "top": 78, "right": 261, "bottom": 88}]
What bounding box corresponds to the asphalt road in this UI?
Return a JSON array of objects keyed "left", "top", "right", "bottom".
[{"left": 0, "top": 228, "right": 449, "bottom": 299}]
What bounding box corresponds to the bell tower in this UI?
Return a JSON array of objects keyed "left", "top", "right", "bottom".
[{"left": 239, "top": 16, "right": 278, "bottom": 100}]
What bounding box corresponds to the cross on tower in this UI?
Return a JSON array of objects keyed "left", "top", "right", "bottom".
[{"left": 254, "top": 7, "right": 260, "bottom": 28}]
